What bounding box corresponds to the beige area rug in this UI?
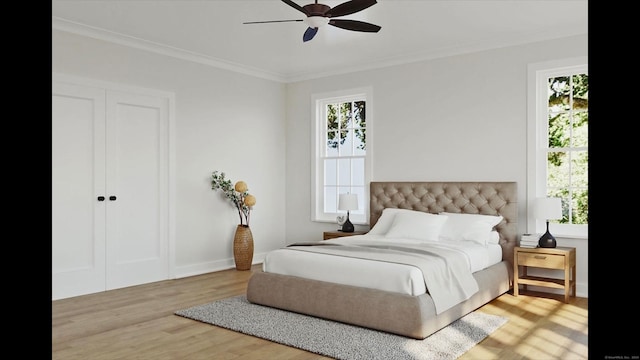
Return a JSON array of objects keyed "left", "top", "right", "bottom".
[{"left": 175, "top": 295, "right": 507, "bottom": 360}]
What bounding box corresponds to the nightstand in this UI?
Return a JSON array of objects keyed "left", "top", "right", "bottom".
[
  {"left": 513, "top": 246, "right": 576, "bottom": 303},
  {"left": 323, "top": 230, "right": 368, "bottom": 240}
]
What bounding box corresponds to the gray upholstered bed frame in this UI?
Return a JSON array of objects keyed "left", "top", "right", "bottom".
[{"left": 246, "top": 181, "right": 517, "bottom": 339}]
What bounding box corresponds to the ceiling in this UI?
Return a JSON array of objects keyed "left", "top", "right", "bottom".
[{"left": 52, "top": 0, "right": 588, "bottom": 83}]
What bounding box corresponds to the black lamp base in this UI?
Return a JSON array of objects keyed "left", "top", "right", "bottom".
[
  {"left": 341, "top": 213, "right": 354, "bottom": 232},
  {"left": 538, "top": 221, "right": 556, "bottom": 248}
]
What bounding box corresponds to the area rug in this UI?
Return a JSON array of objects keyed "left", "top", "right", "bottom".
[{"left": 175, "top": 295, "right": 507, "bottom": 360}]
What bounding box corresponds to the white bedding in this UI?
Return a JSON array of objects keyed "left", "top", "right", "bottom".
[{"left": 262, "top": 234, "right": 503, "bottom": 297}]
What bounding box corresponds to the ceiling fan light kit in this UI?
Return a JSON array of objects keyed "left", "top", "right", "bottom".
[
  {"left": 304, "top": 16, "right": 329, "bottom": 28},
  {"left": 243, "top": 0, "right": 381, "bottom": 42}
]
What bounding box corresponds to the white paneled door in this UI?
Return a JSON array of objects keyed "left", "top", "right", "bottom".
[{"left": 52, "top": 79, "right": 171, "bottom": 300}]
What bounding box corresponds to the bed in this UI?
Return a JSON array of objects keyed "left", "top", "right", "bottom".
[{"left": 246, "top": 181, "right": 517, "bottom": 339}]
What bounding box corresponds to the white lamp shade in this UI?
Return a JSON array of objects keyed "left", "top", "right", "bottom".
[
  {"left": 535, "top": 197, "right": 562, "bottom": 220},
  {"left": 338, "top": 193, "right": 358, "bottom": 211},
  {"left": 304, "top": 16, "right": 329, "bottom": 28}
]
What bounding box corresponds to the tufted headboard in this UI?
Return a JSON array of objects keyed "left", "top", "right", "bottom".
[{"left": 370, "top": 181, "right": 518, "bottom": 268}]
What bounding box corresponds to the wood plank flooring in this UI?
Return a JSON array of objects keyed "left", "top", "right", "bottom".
[{"left": 52, "top": 264, "right": 588, "bottom": 359}]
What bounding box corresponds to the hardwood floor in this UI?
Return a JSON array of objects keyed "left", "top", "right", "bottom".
[{"left": 52, "top": 264, "right": 588, "bottom": 359}]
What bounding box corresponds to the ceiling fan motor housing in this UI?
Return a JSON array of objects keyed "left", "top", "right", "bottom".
[{"left": 303, "top": 3, "right": 331, "bottom": 16}]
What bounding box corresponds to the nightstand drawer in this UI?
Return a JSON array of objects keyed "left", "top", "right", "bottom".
[{"left": 517, "top": 252, "right": 565, "bottom": 269}]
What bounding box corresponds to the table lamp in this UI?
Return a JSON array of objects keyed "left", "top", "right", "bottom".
[
  {"left": 338, "top": 193, "right": 358, "bottom": 232},
  {"left": 534, "top": 197, "right": 562, "bottom": 248}
]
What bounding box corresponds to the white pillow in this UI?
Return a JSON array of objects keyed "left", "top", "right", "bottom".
[
  {"left": 368, "top": 208, "right": 418, "bottom": 235},
  {"left": 439, "top": 212, "right": 504, "bottom": 246},
  {"left": 385, "top": 211, "right": 448, "bottom": 241},
  {"left": 488, "top": 231, "right": 500, "bottom": 244}
]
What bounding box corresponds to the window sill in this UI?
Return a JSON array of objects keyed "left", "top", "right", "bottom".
[
  {"left": 314, "top": 219, "right": 369, "bottom": 226},
  {"left": 555, "top": 235, "right": 588, "bottom": 240}
]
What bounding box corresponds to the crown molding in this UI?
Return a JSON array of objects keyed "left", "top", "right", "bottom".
[
  {"left": 52, "top": 17, "right": 288, "bottom": 83},
  {"left": 53, "top": 16, "right": 586, "bottom": 84},
  {"left": 285, "top": 29, "right": 587, "bottom": 82}
]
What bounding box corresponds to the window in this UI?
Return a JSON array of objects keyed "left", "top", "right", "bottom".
[
  {"left": 311, "top": 87, "right": 373, "bottom": 224},
  {"left": 527, "top": 57, "right": 588, "bottom": 238}
]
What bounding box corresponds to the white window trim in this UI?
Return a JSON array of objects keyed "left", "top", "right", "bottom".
[
  {"left": 526, "top": 56, "right": 588, "bottom": 239},
  {"left": 311, "top": 87, "right": 373, "bottom": 224}
]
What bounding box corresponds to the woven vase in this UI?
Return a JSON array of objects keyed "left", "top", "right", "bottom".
[{"left": 233, "top": 224, "right": 254, "bottom": 271}]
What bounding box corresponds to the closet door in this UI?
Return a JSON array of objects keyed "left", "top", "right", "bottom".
[
  {"left": 52, "top": 83, "right": 107, "bottom": 300},
  {"left": 105, "top": 91, "right": 169, "bottom": 290},
  {"left": 52, "top": 79, "right": 171, "bottom": 300}
]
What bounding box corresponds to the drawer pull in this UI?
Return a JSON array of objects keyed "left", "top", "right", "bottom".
[{"left": 534, "top": 255, "right": 547, "bottom": 259}]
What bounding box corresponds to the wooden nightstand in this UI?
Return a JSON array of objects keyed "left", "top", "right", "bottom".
[
  {"left": 323, "top": 230, "right": 368, "bottom": 240},
  {"left": 513, "top": 246, "right": 576, "bottom": 303}
]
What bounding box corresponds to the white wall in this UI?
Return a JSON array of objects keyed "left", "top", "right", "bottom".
[
  {"left": 285, "top": 34, "right": 588, "bottom": 297},
  {"left": 52, "top": 30, "right": 287, "bottom": 277}
]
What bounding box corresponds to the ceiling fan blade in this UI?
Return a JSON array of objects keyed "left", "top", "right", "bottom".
[
  {"left": 243, "top": 19, "right": 303, "bottom": 24},
  {"left": 325, "top": 0, "right": 377, "bottom": 18},
  {"left": 281, "top": 0, "right": 309, "bottom": 15},
  {"left": 328, "top": 19, "right": 381, "bottom": 32},
  {"left": 303, "top": 27, "right": 319, "bottom": 42}
]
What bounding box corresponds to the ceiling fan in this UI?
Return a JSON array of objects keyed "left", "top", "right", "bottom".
[{"left": 243, "top": 0, "right": 381, "bottom": 42}]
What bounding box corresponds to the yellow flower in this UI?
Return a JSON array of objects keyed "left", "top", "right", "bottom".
[
  {"left": 235, "top": 181, "right": 248, "bottom": 193},
  {"left": 212, "top": 171, "right": 256, "bottom": 226},
  {"left": 244, "top": 194, "right": 256, "bottom": 207}
]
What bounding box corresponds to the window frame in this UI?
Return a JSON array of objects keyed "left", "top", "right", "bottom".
[
  {"left": 311, "top": 87, "right": 373, "bottom": 225},
  {"left": 526, "top": 56, "right": 588, "bottom": 239}
]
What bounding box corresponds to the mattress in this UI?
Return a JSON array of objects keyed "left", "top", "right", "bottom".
[{"left": 262, "top": 234, "right": 503, "bottom": 296}]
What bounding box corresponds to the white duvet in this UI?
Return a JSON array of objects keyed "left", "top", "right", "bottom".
[{"left": 263, "top": 234, "right": 503, "bottom": 297}]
